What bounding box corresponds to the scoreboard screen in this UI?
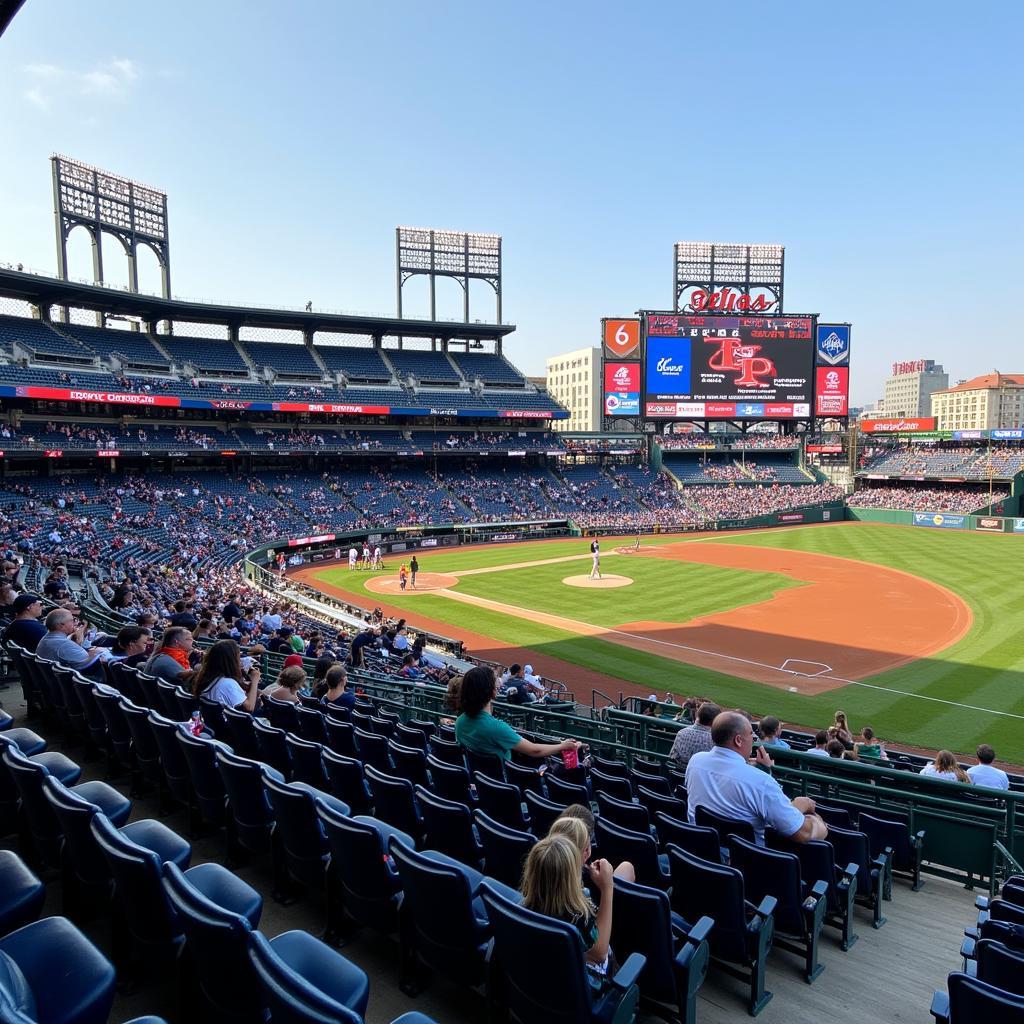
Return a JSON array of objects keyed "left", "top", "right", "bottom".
[{"left": 643, "top": 313, "right": 815, "bottom": 419}]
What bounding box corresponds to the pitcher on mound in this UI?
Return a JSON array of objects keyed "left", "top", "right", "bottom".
[{"left": 589, "top": 538, "right": 602, "bottom": 580}]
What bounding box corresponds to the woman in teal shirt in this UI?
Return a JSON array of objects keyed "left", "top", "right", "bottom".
[{"left": 454, "top": 666, "right": 580, "bottom": 762}]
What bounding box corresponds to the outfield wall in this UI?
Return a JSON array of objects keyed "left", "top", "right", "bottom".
[{"left": 847, "top": 507, "right": 1024, "bottom": 534}]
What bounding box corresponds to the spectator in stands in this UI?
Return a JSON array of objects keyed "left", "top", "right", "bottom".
[
  {"left": 267, "top": 626, "right": 294, "bottom": 654},
  {"left": 502, "top": 663, "right": 533, "bottom": 704},
  {"left": 43, "top": 567, "right": 69, "bottom": 600},
  {"left": 320, "top": 665, "right": 354, "bottom": 712},
  {"left": 0, "top": 583, "right": 16, "bottom": 622},
  {"left": 36, "top": 608, "right": 106, "bottom": 676},
  {"left": 169, "top": 600, "right": 198, "bottom": 629},
  {"left": 222, "top": 592, "right": 243, "bottom": 623},
  {"left": 267, "top": 664, "right": 305, "bottom": 703},
  {"left": 829, "top": 711, "right": 854, "bottom": 750},
  {"left": 967, "top": 745, "right": 1010, "bottom": 790},
  {"left": 454, "top": 665, "right": 581, "bottom": 763},
  {"left": 920, "top": 750, "right": 970, "bottom": 783},
  {"left": 190, "top": 639, "right": 261, "bottom": 712},
  {"left": 192, "top": 618, "right": 216, "bottom": 641},
  {"left": 311, "top": 656, "right": 338, "bottom": 696},
  {"left": 2, "top": 593, "right": 45, "bottom": 651},
  {"left": 758, "top": 716, "right": 790, "bottom": 749},
  {"left": 806, "top": 731, "right": 830, "bottom": 757},
  {"left": 854, "top": 726, "right": 887, "bottom": 760},
  {"left": 399, "top": 653, "right": 423, "bottom": 681},
  {"left": 109, "top": 625, "right": 152, "bottom": 667},
  {"left": 261, "top": 604, "right": 283, "bottom": 633},
  {"left": 685, "top": 711, "right": 827, "bottom": 845},
  {"left": 549, "top": 813, "right": 635, "bottom": 883},
  {"left": 825, "top": 739, "right": 846, "bottom": 758},
  {"left": 520, "top": 834, "right": 618, "bottom": 974},
  {"left": 143, "top": 626, "right": 195, "bottom": 683},
  {"left": 348, "top": 624, "right": 380, "bottom": 669},
  {"left": 668, "top": 701, "right": 719, "bottom": 768}
]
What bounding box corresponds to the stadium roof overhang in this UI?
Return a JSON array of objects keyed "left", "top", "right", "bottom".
[{"left": 0, "top": 268, "right": 516, "bottom": 343}]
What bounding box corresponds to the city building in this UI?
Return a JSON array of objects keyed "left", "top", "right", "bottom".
[
  {"left": 931, "top": 372, "right": 1024, "bottom": 431},
  {"left": 545, "top": 346, "right": 601, "bottom": 431},
  {"left": 880, "top": 360, "right": 949, "bottom": 418}
]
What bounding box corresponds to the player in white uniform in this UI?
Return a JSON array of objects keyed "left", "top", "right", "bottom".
[
  {"left": 361, "top": 544, "right": 371, "bottom": 569},
  {"left": 348, "top": 546, "right": 358, "bottom": 570},
  {"left": 589, "top": 538, "right": 601, "bottom": 580},
  {"left": 372, "top": 545, "right": 382, "bottom": 570}
]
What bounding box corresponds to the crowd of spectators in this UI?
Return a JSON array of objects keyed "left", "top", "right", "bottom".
[
  {"left": 847, "top": 486, "right": 1007, "bottom": 513},
  {"left": 684, "top": 482, "right": 843, "bottom": 519},
  {"left": 859, "top": 444, "right": 1024, "bottom": 479},
  {"left": 657, "top": 434, "right": 799, "bottom": 450}
]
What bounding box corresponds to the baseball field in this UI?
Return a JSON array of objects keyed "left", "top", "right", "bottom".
[{"left": 292, "top": 522, "right": 1024, "bottom": 764}]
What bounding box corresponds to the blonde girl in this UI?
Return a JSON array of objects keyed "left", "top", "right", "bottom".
[{"left": 548, "top": 815, "right": 636, "bottom": 884}]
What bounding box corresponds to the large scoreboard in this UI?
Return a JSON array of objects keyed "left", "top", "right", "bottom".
[{"left": 642, "top": 312, "right": 815, "bottom": 420}]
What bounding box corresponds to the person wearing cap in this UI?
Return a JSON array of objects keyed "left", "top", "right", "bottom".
[
  {"left": 522, "top": 664, "right": 547, "bottom": 701},
  {"left": 2, "top": 593, "right": 46, "bottom": 651}
]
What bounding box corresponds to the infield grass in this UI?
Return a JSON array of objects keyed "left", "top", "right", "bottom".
[{"left": 311, "top": 524, "right": 1024, "bottom": 763}]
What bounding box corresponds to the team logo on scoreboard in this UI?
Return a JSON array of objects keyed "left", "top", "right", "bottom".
[
  {"left": 706, "top": 336, "right": 777, "bottom": 388},
  {"left": 816, "top": 325, "right": 850, "bottom": 366}
]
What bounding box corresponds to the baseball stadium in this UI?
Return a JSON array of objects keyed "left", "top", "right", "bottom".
[{"left": 2, "top": 3, "right": 1024, "bottom": 1024}]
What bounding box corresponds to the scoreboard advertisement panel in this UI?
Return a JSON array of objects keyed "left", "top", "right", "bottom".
[
  {"left": 603, "top": 362, "right": 641, "bottom": 416},
  {"left": 642, "top": 313, "right": 815, "bottom": 419}
]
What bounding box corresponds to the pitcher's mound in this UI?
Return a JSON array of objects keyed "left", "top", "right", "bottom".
[
  {"left": 563, "top": 574, "right": 634, "bottom": 589},
  {"left": 365, "top": 572, "right": 458, "bottom": 595}
]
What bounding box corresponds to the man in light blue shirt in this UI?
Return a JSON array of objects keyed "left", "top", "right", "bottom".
[
  {"left": 758, "top": 716, "right": 791, "bottom": 749},
  {"left": 685, "top": 712, "right": 828, "bottom": 846},
  {"left": 967, "top": 745, "right": 1010, "bottom": 791}
]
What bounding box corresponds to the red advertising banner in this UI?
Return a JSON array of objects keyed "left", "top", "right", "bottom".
[
  {"left": 604, "top": 362, "right": 640, "bottom": 393},
  {"left": 806, "top": 444, "right": 844, "bottom": 453},
  {"left": 44, "top": 450, "right": 63, "bottom": 458},
  {"left": 500, "top": 409, "right": 552, "bottom": 418},
  {"left": 815, "top": 366, "right": 849, "bottom": 416},
  {"left": 271, "top": 402, "right": 390, "bottom": 415},
  {"left": 97, "top": 450, "right": 120, "bottom": 457},
  {"left": 860, "top": 417, "right": 937, "bottom": 434},
  {"left": 17, "top": 386, "right": 181, "bottom": 407}
]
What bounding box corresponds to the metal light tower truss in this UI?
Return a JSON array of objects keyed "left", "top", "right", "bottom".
[
  {"left": 396, "top": 226, "right": 502, "bottom": 324},
  {"left": 51, "top": 154, "right": 171, "bottom": 298},
  {"left": 674, "top": 241, "right": 783, "bottom": 313}
]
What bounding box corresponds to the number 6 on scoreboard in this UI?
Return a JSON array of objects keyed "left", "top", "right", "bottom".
[{"left": 603, "top": 318, "right": 640, "bottom": 358}]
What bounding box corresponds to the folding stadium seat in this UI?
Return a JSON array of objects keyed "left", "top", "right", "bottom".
[
  {"left": 285, "top": 734, "right": 330, "bottom": 790},
  {"left": 353, "top": 727, "right": 392, "bottom": 772},
  {"left": 0, "top": 915, "right": 116, "bottom": 1024},
  {"left": 590, "top": 767, "right": 634, "bottom": 803},
  {"left": 767, "top": 832, "right": 859, "bottom": 951},
  {"left": 155, "top": 679, "right": 181, "bottom": 718},
  {"left": 0, "top": 850, "right": 45, "bottom": 938},
  {"left": 695, "top": 805, "right": 757, "bottom": 845},
  {"left": 42, "top": 775, "right": 190, "bottom": 920},
  {"left": 388, "top": 740, "right": 429, "bottom": 786},
  {"left": 0, "top": 733, "right": 77, "bottom": 840},
  {"left": 524, "top": 790, "right": 568, "bottom": 838},
  {"left": 161, "top": 860, "right": 264, "bottom": 1020},
  {"left": 426, "top": 754, "right": 474, "bottom": 805},
  {"left": 220, "top": 706, "right": 261, "bottom": 760},
  {"left": 262, "top": 775, "right": 348, "bottom": 900},
  {"left": 92, "top": 687, "right": 136, "bottom": 778},
  {"left": 172, "top": 687, "right": 201, "bottom": 722},
  {"left": 545, "top": 773, "right": 591, "bottom": 808},
  {"left": 859, "top": 811, "right": 926, "bottom": 894},
  {"left": 216, "top": 750, "right": 281, "bottom": 863},
  {"left": 727, "top": 836, "right": 829, "bottom": 982},
  {"left": 596, "top": 817, "right": 671, "bottom": 890},
  {"left": 481, "top": 881, "right": 645, "bottom": 1024},
  {"left": 321, "top": 748, "right": 372, "bottom": 814},
  {"left": 51, "top": 665, "right": 87, "bottom": 742},
  {"left": 370, "top": 714, "right": 396, "bottom": 739},
  {"left": 324, "top": 716, "right": 357, "bottom": 758},
  {"left": 264, "top": 695, "right": 301, "bottom": 734},
  {"left": 148, "top": 711, "right": 198, "bottom": 830},
  {"left": 814, "top": 802, "right": 853, "bottom": 829},
  {"left": 826, "top": 824, "right": 889, "bottom": 928},
  {"left": 474, "top": 772, "right": 530, "bottom": 831},
  {"left": 654, "top": 813, "right": 723, "bottom": 865},
  {"left": 393, "top": 722, "right": 428, "bottom": 751},
  {"left": 474, "top": 809, "right": 536, "bottom": 888},
  {"left": 415, "top": 785, "right": 483, "bottom": 867},
  {"left": 428, "top": 734, "right": 464, "bottom": 766},
  {"left": 465, "top": 748, "right": 505, "bottom": 781},
  {"left": 177, "top": 730, "right": 232, "bottom": 829},
  {"left": 247, "top": 928, "right": 370, "bottom": 1024},
  {"left": 364, "top": 765, "right": 424, "bottom": 843},
  {"left": 119, "top": 699, "right": 165, "bottom": 798},
  {"left": 610, "top": 876, "right": 713, "bottom": 1024},
  {"left": 104, "top": 660, "right": 141, "bottom": 705},
  {"left": 197, "top": 695, "right": 226, "bottom": 738},
  {"left": 634, "top": 756, "right": 667, "bottom": 776},
  {"left": 630, "top": 768, "right": 671, "bottom": 796},
  {"left": 503, "top": 758, "right": 547, "bottom": 796},
  {"left": 931, "top": 972, "right": 1024, "bottom": 1023},
  {"left": 595, "top": 791, "right": 652, "bottom": 835},
  {"left": 74, "top": 678, "right": 111, "bottom": 761},
  {"left": 0, "top": 722, "right": 46, "bottom": 757},
  {"left": 4, "top": 643, "right": 46, "bottom": 718},
  {"left": 967, "top": 937, "right": 1024, "bottom": 996},
  {"left": 667, "top": 844, "right": 776, "bottom": 1016},
  {"left": 591, "top": 753, "right": 630, "bottom": 778},
  {"left": 2, "top": 742, "right": 130, "bottom": 870},
  {"left": 296, "top": 705, "right": 329, "bottom": 745},
  {"left": 637, "top": 784, "right": 687, "bottom": 822},
  {"left": 405, "top": 718, "right": 436, "bottom": 742},
  {"left": 317, "top": 803, "right": 412, "bottom": 943},
  {"left": 253, "top": 719, "right": 293, "bottom": 779},
  {"left": 133, "top": 671, "right": 160, "bottom": 711},
  {"left": 389, "top": 839, "right": 501, "bottom": 996}
]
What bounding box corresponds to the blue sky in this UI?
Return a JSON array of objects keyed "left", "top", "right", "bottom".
[{"left": 1, "top": 0, "right": 1021, "bottom": 403}]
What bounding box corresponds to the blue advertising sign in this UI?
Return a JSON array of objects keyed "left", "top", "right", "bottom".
[
  {"left": 993, "top": 429, "right": 1024, "bottom": 440},
  {"left": 953, "top": 430, "right": 986, "bottom": 440},
  {"left": 645, "top": 337, "right": 692, "bottom": 395},
  {"left": 913, "top": 512, "right": 966, "bottom": 530},
  {"left": 737, "top": 402, "right": 766, "bottom": 417},
  {"left": 604, "top": 392, "right": 640, "bottom": 416},
  {"left": 1015, "top": 519, "right": 1024, "bottom": 534},
  {"left": 816, "top": 324, "right": 851, "bottom": 366}
]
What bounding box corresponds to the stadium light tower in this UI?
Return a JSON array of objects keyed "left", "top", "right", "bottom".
[
  {"left": 673, "top": 241, "right": 784, "bottom": 314},
  {"left": 396, "top": 226, "right": 502, "bottom": 325},
  {"left": 51, "top": 154, "right": 171, "bottom": 300}
]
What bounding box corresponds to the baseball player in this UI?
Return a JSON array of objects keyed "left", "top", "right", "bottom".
[
  {"left": 589, "top": 538, "right": 601, "bottom": 580},
  {"left": 348, "top": 546, "right": 358, "bottom": 571},
  {"left": 361, "top": 543, "right": 371, "bottom": 569},
  {"left": 372, "top": 545, "right": 382, "bottom": 570}
]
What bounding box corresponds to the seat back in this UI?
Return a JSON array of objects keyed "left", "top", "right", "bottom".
[
  {"left": 90, "top": 812, "right": 179, "bottom": 944},
  {"left": 364, "top": 765, "right": 422, "bottom": 840},
  {"left": 654, "top": 813, "right": 722, "bottom": 864},
  {"left": 426, "top": 755, "right": 473, "bottom": 804},
  {"left": 388, "top": 741, "right": 429, "bottom": 787},
  {"left": 197, "top": 696, "right": 226, "bottom": 738},
  {"left": 503, "top": 759, "right": 546, "bottom": 796},
  {"left": 324, "top": 717, "right": 357, "bottom": 758},
  {"left": 590, "top": 768, "right": 633, "bottom": 802},
  {"left": 474, "top": 809, "right": 536, "bottom": 887},
  {"left": 611, "top": 876, "right": 681, "bottom": 1006},
  {"left": 667, "top": 843, "right": 751, "bottom": 964},
  {"left": 216, "top": 750, "right": 277, "bottom": 852},
  {"left": 120, "top": 699, "right": 162, "bottom": 767},
  {"left": 389, "top": 841, "right": 488, "bottom": 983},
  {"left": 428, "top": 735, "right": 464, "bottom": 766},
  {"left": 524, "top": 790, "right": 568, "bottom": 838},
  {"left": 976, "top": 938, "right": 1024, "bottom": 997},
  {"left": 475, "top": 772, "right": 528, "bottom": 830},
  {"left": 285, "top": 735, "right": 329, "bottom": 790},
  {"left": 93, "top": 688, "right": 134, "bottom": 760},
  {"left": 728, "top": 835, "right": 804, "bottom": 935},
  {"left": 595, "top": 817, "right": 668, "bottom": 889},
  {"left": 173, "top": 686, "right": 201, "bottom": 721},
  {"left": 544, "top": 774, "right": 590, "bottom": 807},
  {"left": 177, "top": 731, "right": 228, "bottom": 823},
  {"left": 155, "top": 679, "right": 182, "bottom": 717},
  {"left": 221, "top": 707, "right": 261, "bottom": 760},
  {"left": 481, "top": 882, "right": 598, "bottom": 1024},
  {"left": 694, "top": 805, "right": 757, "bottom": 844},
  {"left": 946, "top": 971, "right": 1024, "bottom": 1022},
  {"left": 630, "top": 768, "right": 671, "bottom": 796},
  {"left": 636, "top": 785, "right": 687, "bottom": 821},
  {"left": 814, "top": 802, "right": 852, "bottom": 829},
  {"left": 296, "top": 706, "right": 329, "bottom": 745},
  {"left": 767, "top": 834, "right": 841, "bottom": 913},
  {"left": 74, "top": 677, "right": 109, "bottom": 747},
  {"left": 825, "top": 825, "right": 874, "bottom": 892},
  {"left": 2, "top": 744, "right": 62, "bottom": 865},
  {"left": 416, "top": 786, "right": 482, "bottom": 867},
  {"left": 464, "top": 748, "right": 505, "bottom": 781},
  {"left": 253, "top": 719, "right": 293, "bottom": 779},
  {"left": 591, "top": 754, "right": 630, "bottom": 778},
  {"left": 42, "top": 775, "right": 109, "bottom": 886},
  {"left": 263, "top": 776, "right": 329, "bottom": 887},
  {"left": 393, "top": 723, "right": 428, "bottom": 751},
  {"left": 595, "top": 790, "right": 650, "bottom": 834},
  {"left": 320, "top": 749, "right": 372, "bottom": 814},
  {"left": 353, "top": 728, "right": 391, "bottom": 772},
  {"left": 264, "top": 695, "right": 302, "bottom": 734},
  {"left": 148, "top": 711, "right": 193, "bottom": 803},
  {"left": 859, "top": 812, "right": 913, "bottom": 867}
]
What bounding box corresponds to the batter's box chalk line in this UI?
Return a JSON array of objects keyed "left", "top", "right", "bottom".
[{"left": 779, "top": 659, "right": 834, "bottom": 677}]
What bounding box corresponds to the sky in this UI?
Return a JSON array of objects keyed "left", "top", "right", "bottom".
[{"left": 1, "top": 0, "right": 1022, "bottom": 404}]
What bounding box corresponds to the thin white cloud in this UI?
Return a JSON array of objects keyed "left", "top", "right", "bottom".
[{"left": 22, "top": 58, "right": 142, "bottom": 111}]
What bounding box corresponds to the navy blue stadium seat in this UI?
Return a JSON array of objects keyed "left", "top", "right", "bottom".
[
  {"left": 590, "top": 767, "right": 633, "bottom": 802},
  {"left": 177, "top": 730, "right": 232, "bottom": 828},
  {"left": 859, "top": 811, "right": 925, "bottom": 894},
  {"left": 524, "top": 790, "right": 567, "bottom": 838},
  {"left": 216, "top": 750, "right": 281, "bottom": 862},
  {"left": 285, "top": 734, "right": 330, "bottom": 790},
  {"left": 475, "top": 772, "right": 530, "bottom": 831},
  {"left": 595, "top": 817, "right": 670, "bottom": 890},
  {"left": 364, "top": 765, "right": 423, "bottom": 843},
  {"left": 474, "top": 809, "right": 536, "bottom": 888},
  {"left": 595, "top": 791, "right": 651, "bottom": 835},
  {"left": 321, "top": 749, "right": 372, "bottom": 814},
  {"left": 388, "top": 740, "right": 429, "bottom": 787},
  {"left": 545, "top": 773, "right": 590, "bottom": 807},
  {"left": 221, "top": 707, "right": 261, "bottom": 760},
  {"left": 694, "top": 805, "right": 757, "bottom": 845},
  {"left": 416, "top": 785, "right": 482, "bottom": 868},
  {"left": 654, "top": 813, "right": 722, "bottom": 865},
  {"left": 826, "top": 824, "right": 888, "bottom": 929},
  {"left": 481, "top": 880, "right": 645, "bottom": 1024},
  {"left": 636, "top": 785, "right": 687, "bottom": 822},
  {"left": 931, "top": 971, "right": 1024, "bottom": 1023},
  {"left": 426, "top": 754, "right": 473, "bottom": 805},
  {"left": 0, "top": 850, "right": 44, "bottom": 938},
  {"left": 253, "top": 718, "right": 293, "bottom": 779}
]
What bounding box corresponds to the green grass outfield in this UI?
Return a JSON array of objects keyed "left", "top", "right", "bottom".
[{"left": 311, "top": 524, "right": 1024, "bottom": 762}]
